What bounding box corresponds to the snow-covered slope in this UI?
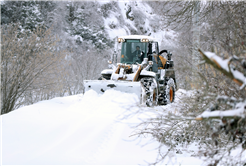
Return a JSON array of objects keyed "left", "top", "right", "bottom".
[
  {"left": 1, "top": 89, "right": 203, "bottom": 165},
  {"left": 101, "top": 1, "right": 177, "bottom": 49}
]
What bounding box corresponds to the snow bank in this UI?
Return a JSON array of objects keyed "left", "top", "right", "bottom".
[
  {"left": 1, "top": 90, "right": 156, "bottom": 165},
  {"left": 1, "top": 89, "right": 203, "bottom": 165}
]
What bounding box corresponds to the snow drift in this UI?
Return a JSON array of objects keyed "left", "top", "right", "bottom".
[{"left": 1, "top": 89, "right": 203, "bottom": 165}]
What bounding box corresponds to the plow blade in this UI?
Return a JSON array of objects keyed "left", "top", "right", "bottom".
[{"left": 84, "top": 80, "right": 142, "bottom": 99}]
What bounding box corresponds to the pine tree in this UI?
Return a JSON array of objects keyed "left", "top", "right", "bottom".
[
  {"left": 1, "top": 1, "right": 55, "bottom": 34},
  {"left": 0, "top": 4, "right": 12, "bottom": 26},
  {"left": 65, "top": 2, "right": 113, "bottom": 50},
  {"left": 21, "top": 1, "right": 44, "bottom": 32}
]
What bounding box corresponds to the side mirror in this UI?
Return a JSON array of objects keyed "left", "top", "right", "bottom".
[
  {"left": 160, "top": 50, "right": 172, "bottom": 60},
  {"left": 159, "top": 50, "right": 168, "bottom": 55}
]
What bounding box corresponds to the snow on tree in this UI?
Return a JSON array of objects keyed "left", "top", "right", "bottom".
[
  {"left": 1, "top": 1, "right": 50, "bottom": 34},
  {"left": 133, "top": 47, "right": 246, "bottom": 165},
  {"left": 65, "top": 1, "right": 113, "bottom": 50},
  {"left": 196, "top": 49, "right": 246, "bottom": 120},
  {"left": 193, "top": 49, "right": 246, "bottom": 164},
  {"left": 0, "top": 4, "right": 12, "bottom": 26}
]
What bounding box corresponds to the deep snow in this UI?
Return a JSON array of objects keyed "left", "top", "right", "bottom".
[{"left": 1, "top": 89, "right": 204, "bottom": 165}]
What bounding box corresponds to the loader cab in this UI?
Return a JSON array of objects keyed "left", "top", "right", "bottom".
[
  {"left": 118, "top": 36, "right": 161, "bottom": 66},
  {"left": 120, "top": 39, "right": 148, "bottom": 64},
  {"left": 147, "top": 42, "right": 160, "bottom": 72}
]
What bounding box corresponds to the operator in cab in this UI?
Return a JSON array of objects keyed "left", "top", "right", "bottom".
[{"left": 132, "top": 46, "right": 144, "bottom": 63}]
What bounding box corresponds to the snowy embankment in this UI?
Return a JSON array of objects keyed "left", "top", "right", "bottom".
[
  {"left": 1, "top": 89, "right": 203, "bottom": 165},
  {"left": 102, "top": 1, "right": 177, "bottom": 49}
]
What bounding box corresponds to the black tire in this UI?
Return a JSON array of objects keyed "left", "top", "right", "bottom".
[{"left": 141, "top": 77, "right": 158, "bottom": 107}]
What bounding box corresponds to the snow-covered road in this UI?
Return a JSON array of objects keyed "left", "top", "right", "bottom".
[{"left": 1, "top": 89, "right": 203, "bottom": 165}]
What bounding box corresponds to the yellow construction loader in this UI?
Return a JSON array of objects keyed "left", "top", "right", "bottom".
[{"left": 84, "top": 35, "right": 177, "bottom": 106}]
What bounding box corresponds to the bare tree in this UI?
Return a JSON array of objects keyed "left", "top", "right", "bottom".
[
  {"left": 133, "top": 1, "right": 246, "bottom": 165},
  {"left": 1, "top": 24, "right": 66, "bottom": 114}
]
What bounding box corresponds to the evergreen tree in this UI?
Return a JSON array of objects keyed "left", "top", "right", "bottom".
[
  {"left": 1, "top": 1, "right": 55, "bottom": 34},
  {"left": 21, "top": 1, "right": 44, "bottom": 32},
  {"left": 36, "top": 1, "right": 56, "bottom": 27},
  {"left": 0, "top": 4, "right": 12, "bottom": 26},
  {"left": 65, "top": 2, "right": 113, "bottom": 50}
]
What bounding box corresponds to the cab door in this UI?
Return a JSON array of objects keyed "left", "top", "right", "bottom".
[{"left": 149, "top": 42, "right": 159, "bottom": 72}]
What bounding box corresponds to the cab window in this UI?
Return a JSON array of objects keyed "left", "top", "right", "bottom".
[{"left": 120, "top": 41, "right": 147, "bottom": 64}]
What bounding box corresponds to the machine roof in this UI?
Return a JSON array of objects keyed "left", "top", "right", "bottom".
[{"left": 118, "top": 35, "right": 158, "bottom": 42}]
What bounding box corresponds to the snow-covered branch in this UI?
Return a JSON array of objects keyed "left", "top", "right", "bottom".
[
  {"left": 196, "top": 100, "right": 246, "bottom": 120},
  {"left": 198, "top": 49, "right": 246, "bottom": 89},
  {"left": 196, "top": 49, "right": 246, "bottom": 120}
]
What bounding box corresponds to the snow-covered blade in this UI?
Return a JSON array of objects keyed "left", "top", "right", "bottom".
[{"left": 84, "top": 80, "right": 142, "bottom": 100}]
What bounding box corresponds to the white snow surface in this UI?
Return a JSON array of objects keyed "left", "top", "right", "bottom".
[
  {"left": 101, "top": 69, "right": 113, "bottom": 75},
  {"left": 1, "top": 89, "right": 205, "bottom": 165},
  {"left": 103, "top": 1, "right": 177, "bottom": 49}
]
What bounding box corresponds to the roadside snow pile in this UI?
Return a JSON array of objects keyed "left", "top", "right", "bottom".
[{"left": 1, "top": 89, "right": 203, "bottom": 165}]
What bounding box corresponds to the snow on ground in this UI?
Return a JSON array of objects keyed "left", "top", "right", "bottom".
[{"left": 1, "top": 89, "right": 204, "bottom": 165}]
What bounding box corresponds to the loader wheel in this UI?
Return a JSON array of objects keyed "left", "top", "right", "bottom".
[
  {"left": 165, "top": 78, "right": 176, "bottom": 104},
  {"left": 141, "top": 77, "right": 158, "bottom": 107}
]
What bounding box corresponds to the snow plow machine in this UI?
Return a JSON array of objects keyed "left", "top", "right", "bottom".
[{"left": 84, "top": 35, "right": 177, "bottom": 106}]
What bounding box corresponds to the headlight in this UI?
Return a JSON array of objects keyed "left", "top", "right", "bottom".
[
  {"left": 141, "top": 38, "right": 149, "bottom": 42},
  {"left": 118, "top": 38, "right": 124, "bottom": 43}
]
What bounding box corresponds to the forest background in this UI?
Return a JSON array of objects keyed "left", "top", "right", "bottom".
[{"left": 1, "top": 1, "right": 246, "bottom": 165}]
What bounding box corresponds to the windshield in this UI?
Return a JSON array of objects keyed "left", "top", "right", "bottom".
[{"left": 120, "top": 42, "right": 147, "bottom": 64}]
